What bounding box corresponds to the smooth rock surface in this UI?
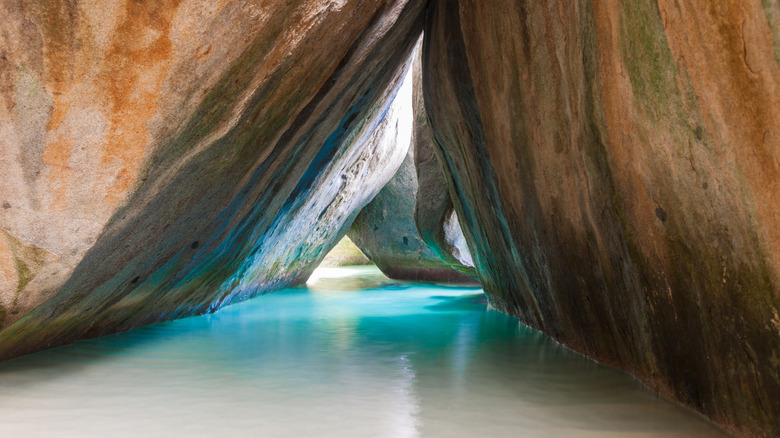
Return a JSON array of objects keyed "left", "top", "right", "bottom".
[
  {"left": 349, "top": 51, "right": 477, "bottom": 283},
  {"left": 424, "top": 1, "right": 780, "bottom": 436},
  {"left": 0, "top": 0, "right": 426, "bottom": 359},
  {"left": 411, "top": 50, "right": 477, "bottom": 280},
  {"left": 349, "top": 146, "right": 476, "bottom": 283}
]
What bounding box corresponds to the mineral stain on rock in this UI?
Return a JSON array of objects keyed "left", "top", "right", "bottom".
[
  {"left": 423, "top": 0, "right": 780, "bottom": 436},
  {"left": 655, "top": 207, "right": 668, "bottom": 222},
  {"left": 0, "top": 0, "right": 429, "bottom": 357}
]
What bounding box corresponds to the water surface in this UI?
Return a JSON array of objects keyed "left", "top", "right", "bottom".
[{"left": 0, "top": 266, "right": 726, "bottom": 437}]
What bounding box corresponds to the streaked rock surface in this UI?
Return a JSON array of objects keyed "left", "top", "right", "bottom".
[
  {"left": 349, "top": 52, "right": 477, "bottom": 283},
  {"left": 349, "top": 147, "right": 476, "bottom": 283},
  {"left": 0, "top": 0, "right": 425, "bottom": 358},
  {"left": 1, "top": 0, "right": 778, "bottom": 435},
  {"left": 423, "top": 1, "right": 780, "bottom": 436},
  {"left": 411, "top": 51, "right": 477, "bottom": 280}
]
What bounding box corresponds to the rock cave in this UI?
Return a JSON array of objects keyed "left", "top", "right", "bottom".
[{"left": 0, "top": 1, "right": 778, "bottom": 436}]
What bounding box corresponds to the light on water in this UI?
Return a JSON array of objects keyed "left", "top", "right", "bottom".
[{"left": 0, "top": 266, "right": 725, "bottom": 437}]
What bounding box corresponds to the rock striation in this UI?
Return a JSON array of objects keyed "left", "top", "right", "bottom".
[
  {"left": 0, "top": 0, "right": 426, "bottom": 359},
  {"left": 423, "top": 1, "right": 780, "bottom": 436},
  {"left": 411, "top": 51, "right": 477, "bottom": 280},
  {"left": 348, "top": 51, "right": 477, "bottom": 283},
  {"left": 1, "top": 0, "right": 779, "bottom": 435}
]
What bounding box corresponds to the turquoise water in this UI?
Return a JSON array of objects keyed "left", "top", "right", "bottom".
[{"left": 0, "top": 266, "right": 725, "bottom": 437}]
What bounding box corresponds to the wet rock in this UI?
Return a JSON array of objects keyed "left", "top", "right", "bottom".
[
  {"left": 423, "top": 1, "right": 780, "bottom": 436},
  {"left": 0, "top": 0, "right": 426, "bottom": 359}
]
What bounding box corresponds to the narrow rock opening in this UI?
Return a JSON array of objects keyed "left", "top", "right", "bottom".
[
  {"left": 309, "top": 38, "right": 479, "bottom": 286},
  {"left": 319, "top": 236, "right": 371, "bottom": 268}
]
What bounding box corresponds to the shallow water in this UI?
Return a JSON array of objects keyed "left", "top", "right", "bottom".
[{"left": 0, "top": 266, "right": 726, "bottom": 437}]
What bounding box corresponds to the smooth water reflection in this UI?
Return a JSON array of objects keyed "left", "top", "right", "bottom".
[{"left": 0, "top": 266, "right": 726, "bottom": 437}]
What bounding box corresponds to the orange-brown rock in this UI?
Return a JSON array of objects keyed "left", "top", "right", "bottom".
[
  {"left": 2, "top": 0, "right": 779, "bottom": 435},
  {"left": 423, "top": 0, "right": 780, "bottom": 436},
  {"left": 0, "top": 0, "right": 426, "bottom": 358}
]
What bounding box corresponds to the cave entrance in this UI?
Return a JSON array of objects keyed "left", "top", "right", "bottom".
[{"left": 319, "top": 236, "right": 372, "bottom": 268}]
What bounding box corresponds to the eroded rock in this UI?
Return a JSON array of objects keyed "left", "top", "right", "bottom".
[
  {"left": 0, "top": 0, "right": 426, "bottom": 359},
  {"left": 412, "top": 50, "right": 477, "bottom": 280},
  {"left": 348, "top": 50, "right": 476, "bottom": 283},
  {"left": 349, "top": 146, "right": 476, "bottom": 283},
  {"left": 423, "top": 1, "right": 780, "bottom": 436}
]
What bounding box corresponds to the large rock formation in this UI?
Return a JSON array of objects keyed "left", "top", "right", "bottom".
[
  {"left": 349, "top": 50, "right": 477, "bottom": 283},
  {"left": 0, "top": 0, "right": 426, "bottom": 359},
  {"left": 1, "top": 0, "right": 778, "bottom": 435},
  {"left": 349, "top": 146, "right": 476, "bottom": 283},
  {"left": 423, "top": 1, "right": 780, "bottom": 436},
  {"left": 411, "top": 51, "right": 477, "bottom": 280}
]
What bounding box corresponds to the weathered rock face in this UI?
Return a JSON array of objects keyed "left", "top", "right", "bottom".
[
  {"left": 411, "top": 51, "right": 477, "bottom": 280},
  {"left": 0, "top": 0, "right": 426, "bottom": 359},
  {"left": 424, "top": 1, "right": 780, "bottom": 436},
  {"left": 349, "top": 145, "right": 476, "bottom": 283},
  {"left": 212, "top": 57, "right": 413, "bottom": 304},
  {"left": 348, "top": 52, "right": 476, "bottom": 283},
  {"left": 2, "top": 1, "right": 778, "bottom": 435}
]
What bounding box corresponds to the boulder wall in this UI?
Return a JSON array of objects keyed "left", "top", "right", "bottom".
[
  {"left": 411, "top": 49, "right": 477, "bottom": 280},
  {"left": 423, "top": 1, "right": 780, "bottom": 436},
  {"left": 349, "top": 49, "right": 477, "bottom": 283},
  {"left": 348, "top": 144, "right": 477, "bottom": 283},
  {"left": 0, "top": 0, "right": 426, "bottom": 360}
]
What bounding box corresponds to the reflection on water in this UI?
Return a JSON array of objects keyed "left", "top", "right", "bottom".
[{"left": 0, "top": 266, "right": 725, "bottom": 437}]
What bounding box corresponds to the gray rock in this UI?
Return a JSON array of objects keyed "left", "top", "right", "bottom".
[
  {"left": 348, "top": 48, "right": 476, "bottom": 284},
  {"left": 349, "top": 145, "right": 476, "bottom": 283},
  {"left": 412, "top": 50, "right": 477, "bottom": 280}
]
